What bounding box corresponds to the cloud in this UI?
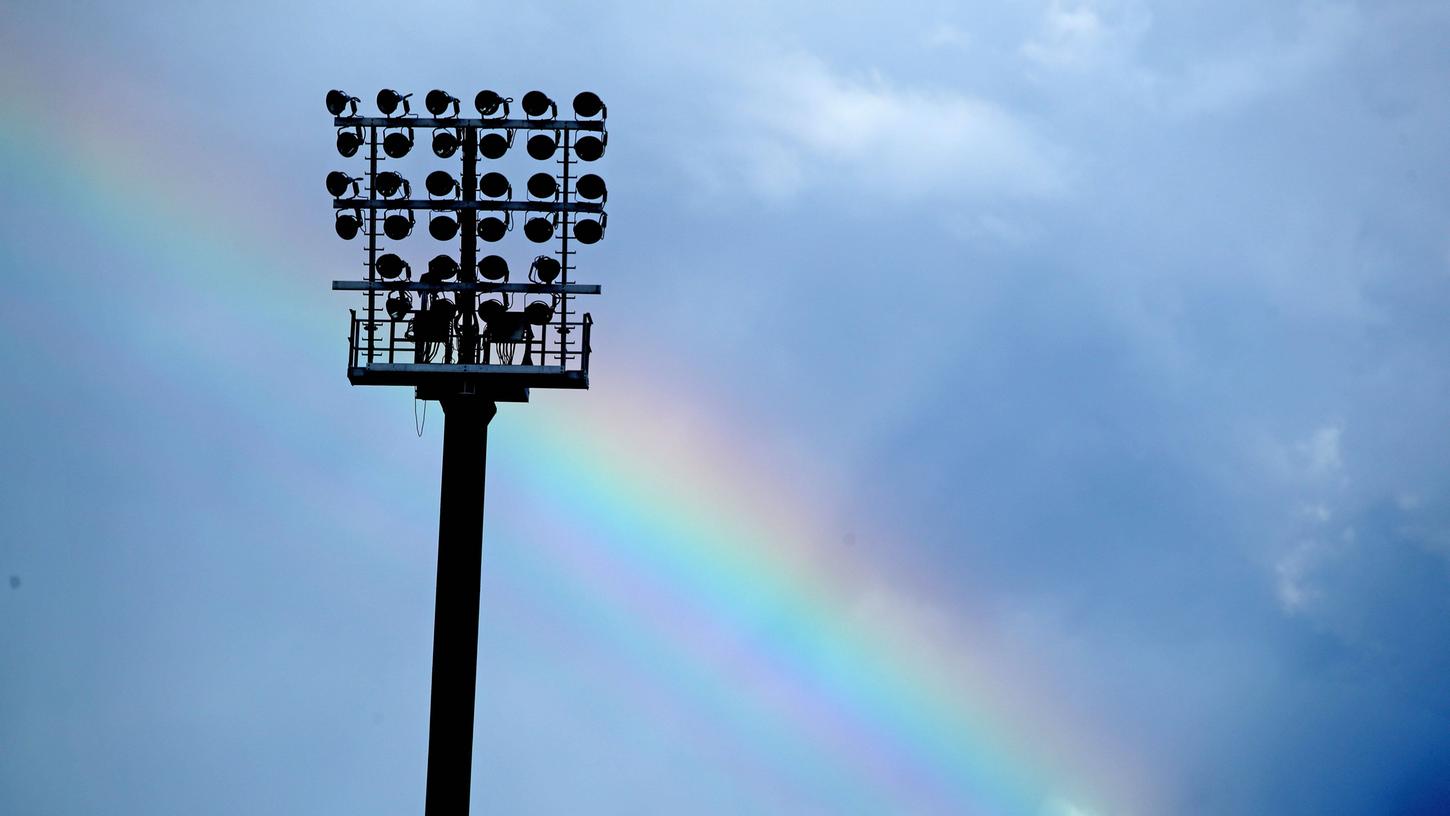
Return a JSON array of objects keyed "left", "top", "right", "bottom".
[
  {"left": 1021, "top": 0, "right": 1151, "bottom": 71},
  {"left": 731, "top": 53, "right": 1064, "bottom": 201}
]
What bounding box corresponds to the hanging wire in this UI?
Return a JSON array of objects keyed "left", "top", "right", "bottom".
[{"left": 414, "top": 396, "right": 427, "bottom": 437}]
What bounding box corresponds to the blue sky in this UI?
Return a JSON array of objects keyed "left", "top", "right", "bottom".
[{"left": 2, "top": 1, "right": 1450, "bottom": 814}]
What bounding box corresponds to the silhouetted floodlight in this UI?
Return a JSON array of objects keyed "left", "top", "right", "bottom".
[
  {"left": 327, "top": 171, "right": 360, "bottom": 198},
  {"left": 426, "top": 89, "right": 460, "bottom": 117},
  {"left": 479, "top": 132, "right": 510, "bottom": 159},
  {"left": 531, "top": 255, "right": 560, "bottom": 283},
  {"left": 386, "top": 291, "right": 413, "bottom": 320},
  {"left": 477, "top": 214, "right": 509, "bottom": 242},
  {"left": 335, "top": 210, "right": 363, "bottom": 240},
  {"left": 474, "top": 89, "right": 508, "bottom": 117},
  {"left": 429, "top": 214, "right": 460, "bottom": 241},
  {"left": 575, "top": 173, "right": 606, "bottom": 201},
  {"left": 477, "top": 297, "right": 506, "bottom": 323},
  {"left": 377, "top": 252, "right": 410, "bottom": 280},
  {"left": 574, "top": 134, "right": 605, "bottom": 161},
  {"left": 377, "top": 88, "right": 411, "bottom": 116},
  {"left": 426, "top": 254, "right": 460, "bottom": 282},
  {"left": 384, "top": 127, "right": 415, "bottom": 158},
  {"left": 527, "top": 172, "right": 558, "bottom": 199},
  {"left": 336, "top": 127, "right": 364, "bottom": 157},
  {"left": 432, "top": 129, "right": 460, "bottom": 158},
  {"left": 524, "top": 215, "right": 555, "bottom": 243},
  {"left": 479, "top": 172, "right": 511, "bottom": 199},
  {"left": 384, "top": 210, "right": 415, "bottom": 240},
  {"left": 326, "top": 89, "right": 359, "bottom": 116},
  {"left": 374, "top": 171, "right": 409, "bottom": 198},
  {"left": 573, "top": 215, "right": 604, "bottom": 244},
  {"left": 524, "top": 300, "right": 554, "bottom": 325},
  {"left": 521, "top": 90, "right": 555, "bottom": 118},
  {"left": 416, "top": 299, "right": 457, "bottom": 341},
  {"left": 572, "top": 91, "right": 605, "bottom": 119},
  {"left": 478, "top": 254, "right": 509, "bottom": 280},
  {"left": 426, "top": 170, "right": 459, "bottom": 198},
  {"left": 526, "top": 133, "right": 557, "bottom": 160}
]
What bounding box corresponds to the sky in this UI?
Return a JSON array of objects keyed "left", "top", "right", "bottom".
[{"left": 2, "top": 1, "right": 1449, "bottom": 814}]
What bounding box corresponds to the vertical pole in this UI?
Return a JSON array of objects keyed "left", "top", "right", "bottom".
[
  {"left": 424, "top": 397, "right": 496, "bottom": 816},
  {"left": 459, "top": 126, "right": 479, "bottom": 364}
]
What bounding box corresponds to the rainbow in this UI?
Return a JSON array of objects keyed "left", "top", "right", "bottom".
[{"left": 0, "top": 37, "right": 1147, "bottom": 814}]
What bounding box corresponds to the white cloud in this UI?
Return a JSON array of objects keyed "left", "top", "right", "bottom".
[
  {"left": 733, "top": 53, "right": 1064, "bottom": 201},
  {"left": 924, "top": 22, "right": 971, "bottom": 50},
  {"left": 1021, "top": 0, "right": 1152, "bottom": 72},
  {"left": 1297, "top": 423, "right": 1344, "bottom": 480}
]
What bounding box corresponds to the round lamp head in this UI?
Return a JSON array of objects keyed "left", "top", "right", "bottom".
[
  {"left": 432, "top": 299, "right": 458, "bottom": 321},
  {"left": 374, "top": 171, "right": 405, "bottom": 198},
  {"left": 527, "top": 172, "right": 558, "bottom": 199},
  {"left": 474, "top": 90, "right": 506, "bottom": 116},
  {"left": 377, "top": 88, "right": 408, "bottom": 116},
  {"left": 575, "top": 173, "right": 606, "bottom": 200},
  {"left": 425, "top": 170, "right": 457, "bottom": 198},
  {"left": 425, "top": 89, "right": 458, "bottom": 117},
  {"left": 527, "top": 134, "right": 557, "bottom": 160},
  {"left": 479, "top": 172, "right": 510, "bottom": 199},
  {"left": 334, "top": 211, "right": 362, "bottom": 240},
  {"left": 478, "top": 254, "right": 509, "bottom": 281},
  {"left": 574, "top": 218, "right": 603, "bottom": 244},
  {"left": 521, "top": 90, "right": 555, "bottom": 118},
  {"left": 432, "top": 130, "right": 459, "bottom": 158},
  {"left": 572, "top": 91, "right": 604, "bottom": 118},
  {"left": 574, "top": 135, "right": 605, "bottom": 162},
  {"left": 428, "top": 254, "right": 460, "bottom": 281},
  {"left": 477, "top": 298, "right": 506, "bottom": 323},
  {"left": 479, "top": 132, "right": 509, "bottom": 159},
  {"left": 478, "top": 216, "right": 507, "bottom": 242},
  {"left": 524, "top": 301, "right": 554, "bottom": 325},
  {"left": 377, "top": 253, "right": 409, "bottom": 280},
  {"left": 336, "top": 128, "right": 363, "bottom": 157},
  {"left": 386, "top": 292, "right": 413, "bottom": 321},
  {"left": 532, "top": 256, "right": 561, "bottom": 283},
  {"left": 383, "top": 212, "right": 414, "bottom": 240},
  {"left": 524, "top": 216, "right": 555, "bottom": 243},
  {"left": 326, "top": 171, "right": 355, "bottom": 198},
  {"left": 428, "top": 214, "right": 459, "bottom": 241},
  {"left": 383, "top": 129, "right": 414, "bottom": 158},
  {"left": 326, "top": 90, "right": 357, "bottom": 116}
]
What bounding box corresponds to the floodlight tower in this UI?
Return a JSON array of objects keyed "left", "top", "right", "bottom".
[{"left": 325, "top": 88, "right": 608, "bottom": 814}]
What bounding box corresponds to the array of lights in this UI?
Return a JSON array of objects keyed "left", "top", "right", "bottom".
[{"left": 326, "top": 88, "right": 606, "bottom": 382}]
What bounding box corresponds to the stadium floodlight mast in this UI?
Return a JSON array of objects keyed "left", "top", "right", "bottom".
[{"left": 324, "top": 86, "right": 608, "bottom": 815}]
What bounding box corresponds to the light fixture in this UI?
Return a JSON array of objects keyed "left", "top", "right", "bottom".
[
  {"left": 479, "top": 131, "right": 511, "bottom": 159},
  {"left": 474, "top": 90, "right": 509, "bottom": 117},
  {"left": 429, "top": 214, "right": 459, "bottom": 241},
  {"left": 383, "top": 127, "right": 415, "bottom": 158},
  {"left": 575, "top": 173, "right": 606, "bottom": 201},
  {"left": 531, "top": 255, "right": 561, "bottom": 283},
  {"left": 574, "top": 133, "right": 606, "bottom": 161},
  {"left": 477, "top": 298, "right": 507, "bottom": 323},
  {"left": 326, "top": 89, "right": 359, "bottom": 117},
  {"left": 527, "top": 172, "right": 558, "bottom": 198},
  {"left": 336, "top": 127, "right": 364, "bottom": 157},
  {"left": 377, "top": 88, "right": 411, "bottom": 116},
  {"left": 326, "top": 171, "right": 361, "bottom": 198},
  {"left": 479, "top": 172, "right": 510, "bottom": 199},
  {"left": 524, "top": 215, "right": 555, "bottom": 243},
  {"left": 524, "top": 300, "right": 554, "bottom": 325},
  {"left": 526, "top": 133, "right": 557, "bottom": 160},
  {"left": 425, "top": 89, "right": 460, "bottom": 117},
  {"left": 478, "top": 255, "right": 509, "bottom": 280},
  {"left": 386, "top": 291, "right": 413, "bottom": 320},
  {"left": 426, "top": 170, "right": 459, "bottom": 198},
  {"left": 426, "top": 254, "right": 460, "bottom": 282},
  {"left": 477, "top": 213, "right": 510, "bottom": 242},
  {"left": 335, "top": 210, "right": 363, "bottom": 240},
  {"left": 573, "top": 213, "right": 605, "bottom": 244},
  {"left": 416, "top": 298, "right": 457, "bottom": 342},
  {"left": 377, "top": 253, "right": 410, "bottom": 280},
  {"left": 521, "top": 90, "right": 556, "bottom": 119},
  {"left": 572, "top": 91, "right": 605, "bottom": 119},
  {"left": 374, "top": 171, "right": 409, "bottom": 198},
  {"left": 383, "top": 210, "right": 415, "bottom": 240},
  {"left": 432, "top": 129, "right": 459, "bottom": 158}
]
